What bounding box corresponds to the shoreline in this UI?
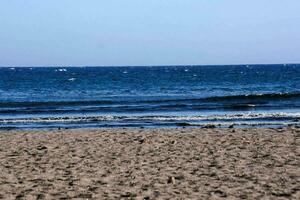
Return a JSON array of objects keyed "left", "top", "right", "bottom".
[
  {"left": 1, "top": 111, "right": 300, "bottom": 130},
  {"left": 0, "top": 124, "right": 299, "bottom": 132},
  {"left": 0, "top": 127, "right": 299, "bottom": 199}
]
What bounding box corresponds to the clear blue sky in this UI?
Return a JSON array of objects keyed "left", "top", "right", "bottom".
[{"left": 0, "top": 0, "right": 299, "bottom": 66}]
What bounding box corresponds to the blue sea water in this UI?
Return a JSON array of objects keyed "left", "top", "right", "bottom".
[{"left": 0, "top": 64, "right": 300, "bottom": 129}]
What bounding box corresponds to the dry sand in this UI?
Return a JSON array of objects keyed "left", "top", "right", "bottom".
[{"left": 0, "top": 127, "right": 299, "bottom": 199}]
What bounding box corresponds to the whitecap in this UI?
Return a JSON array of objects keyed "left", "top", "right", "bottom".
[{"left": 68, "top": 78, "right": 76, "bottom": 81}]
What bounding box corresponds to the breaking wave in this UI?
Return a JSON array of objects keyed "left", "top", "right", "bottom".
[{"left": 1, "top": 112, "right": 299, "bottom": 124}]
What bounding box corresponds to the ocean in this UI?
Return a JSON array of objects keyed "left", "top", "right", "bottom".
[{"left": 0, "top": 64, "right": 300, "bottom": 129}]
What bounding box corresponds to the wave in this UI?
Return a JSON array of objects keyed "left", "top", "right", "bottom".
[
  {"left": 205, "top": 92, "right": 300, "bottom": 102},
  {"left": 0, "top": 92, "right": 299, "bottom": 107},
  {"left": 1, "top": 113, "right": 299, "bottom": 124},
  {"left": 0, "top": 103, "right": 297, "bottom": 115}
]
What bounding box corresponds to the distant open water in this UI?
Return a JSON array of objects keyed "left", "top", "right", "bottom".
[{"left": 0, "top": 64, "right": 300, "bottom": 129}]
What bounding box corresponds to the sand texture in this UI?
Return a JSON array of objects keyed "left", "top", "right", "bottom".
[{"left": 0, "top": 127, "right": 299, "bottom": 199}]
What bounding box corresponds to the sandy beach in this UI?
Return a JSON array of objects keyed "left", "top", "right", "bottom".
[{"left": 0, "top": 127, "right": 299, "bottom": 199}]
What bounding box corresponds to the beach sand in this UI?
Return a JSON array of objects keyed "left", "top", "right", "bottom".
[{"left": 0, "top": 127, "right": 299, "bottom": 199}]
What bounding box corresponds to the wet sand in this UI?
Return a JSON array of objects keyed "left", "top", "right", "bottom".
[{"left": 0, "top": 127, "right": 299, "bottom": 199}]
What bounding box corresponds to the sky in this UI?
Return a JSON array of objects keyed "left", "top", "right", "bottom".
[{"left": 0, "top": 0, "right": 300, "bottom": 67}]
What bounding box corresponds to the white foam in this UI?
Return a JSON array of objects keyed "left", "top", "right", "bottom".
[
  {"left": 1, "top": 112, "right": 299, "bottom": 124},
  {"left": 68, "top": 78, "right": 76, "bottom": 81}
]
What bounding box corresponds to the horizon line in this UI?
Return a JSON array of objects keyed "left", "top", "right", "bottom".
[{"left": 0, "top": 62, "right": 299, "bottom": 68}]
